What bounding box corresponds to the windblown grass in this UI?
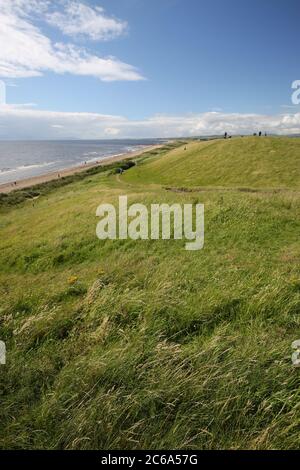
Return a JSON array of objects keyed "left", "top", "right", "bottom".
[{"left": 0, "top": 138, "right": 300, "bottom": 449}]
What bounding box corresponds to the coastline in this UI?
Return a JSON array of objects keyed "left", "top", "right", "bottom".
[{"left": 0, "top": 144, "right": 161, "bottom": 194}]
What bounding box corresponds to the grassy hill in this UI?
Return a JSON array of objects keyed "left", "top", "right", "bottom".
[
  {"left": 0, "top": 138, "right": 300, "bottom": 450},
  {"left": 124, "top": 137, "right": 300, "bottom": 189}
]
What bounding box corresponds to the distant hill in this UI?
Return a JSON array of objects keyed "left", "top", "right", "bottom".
[{"left": 124, "top": 136, "right": 300, "bottom": 189}]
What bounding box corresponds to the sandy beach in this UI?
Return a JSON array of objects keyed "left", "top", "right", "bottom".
[{"left": 0, "top": 144, "right": 161, "bottom": 194}]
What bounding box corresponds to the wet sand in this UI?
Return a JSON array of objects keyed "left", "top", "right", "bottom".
[{"left": 0, "top": 144, "right": 161, "bottom": 194}]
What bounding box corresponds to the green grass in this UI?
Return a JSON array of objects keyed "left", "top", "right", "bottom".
[
  {"left": 0, "top": 137, "right": 300, "bottom": 450},
  {"left": 124, "top": 137, "right": 300, "bottom": 189}
]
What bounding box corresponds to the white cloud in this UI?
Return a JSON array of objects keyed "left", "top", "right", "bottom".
[
  {"left": 104, "top": 127, "right": 121, "bottom": 136},
  {"left": 46, "top": 1, "right": 127, "bottom": 41},
  {"left": 0, "top": 0, "right": 143, "bottom": 81},
  {"left": 0, "top": 105, "right": 299, "bottom": 139}
]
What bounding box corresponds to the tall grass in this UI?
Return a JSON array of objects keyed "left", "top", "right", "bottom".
[{"left": 0, "top": 138, "right": 300, "bottom": 449}]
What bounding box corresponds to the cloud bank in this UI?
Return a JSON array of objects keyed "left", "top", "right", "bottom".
[
  {"left": 0, "top": 0, "right": 142, "bottom": 81},
  {"left": 0, "top": 105, "right": 300, "bottom": 139}
]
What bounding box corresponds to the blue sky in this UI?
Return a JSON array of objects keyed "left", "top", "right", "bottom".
[{"left": 0, "top": 0, "right": 299, "bottom": 138}]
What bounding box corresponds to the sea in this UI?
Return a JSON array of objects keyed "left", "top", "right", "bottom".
[{"left": 0, "top": 139, "right": 162, "bottom": 184}]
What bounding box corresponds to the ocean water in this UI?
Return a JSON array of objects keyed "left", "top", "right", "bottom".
[{"left": 0, "top": 139, "right": 160, "bottom": 184}]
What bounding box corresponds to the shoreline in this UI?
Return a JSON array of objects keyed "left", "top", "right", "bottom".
[{"left": 0, "top": 144, "right": 161, "bottom": 194}]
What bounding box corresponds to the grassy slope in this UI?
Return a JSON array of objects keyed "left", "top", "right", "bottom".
[
  {"left": 0, "top": 139, "right": 300, "bottom": 450},
  {"left": 124, "top": 137, "right": 300, "bottom": 189}
]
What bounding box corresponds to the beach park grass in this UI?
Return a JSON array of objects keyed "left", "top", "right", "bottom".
[{"left": 0, "top": 137, "right": 300, "bottom": 449}]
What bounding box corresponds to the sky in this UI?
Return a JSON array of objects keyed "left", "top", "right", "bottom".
[{"left": 0, "top": 0, "right": 299, "bottom": 139}]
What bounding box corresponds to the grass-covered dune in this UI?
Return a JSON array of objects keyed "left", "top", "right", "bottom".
[
  {"left": 124, "top": 137, "right": 300, "bottom": 189},
  {"left": 0, "top": 138, "right": 300, "bottom": 450}
]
